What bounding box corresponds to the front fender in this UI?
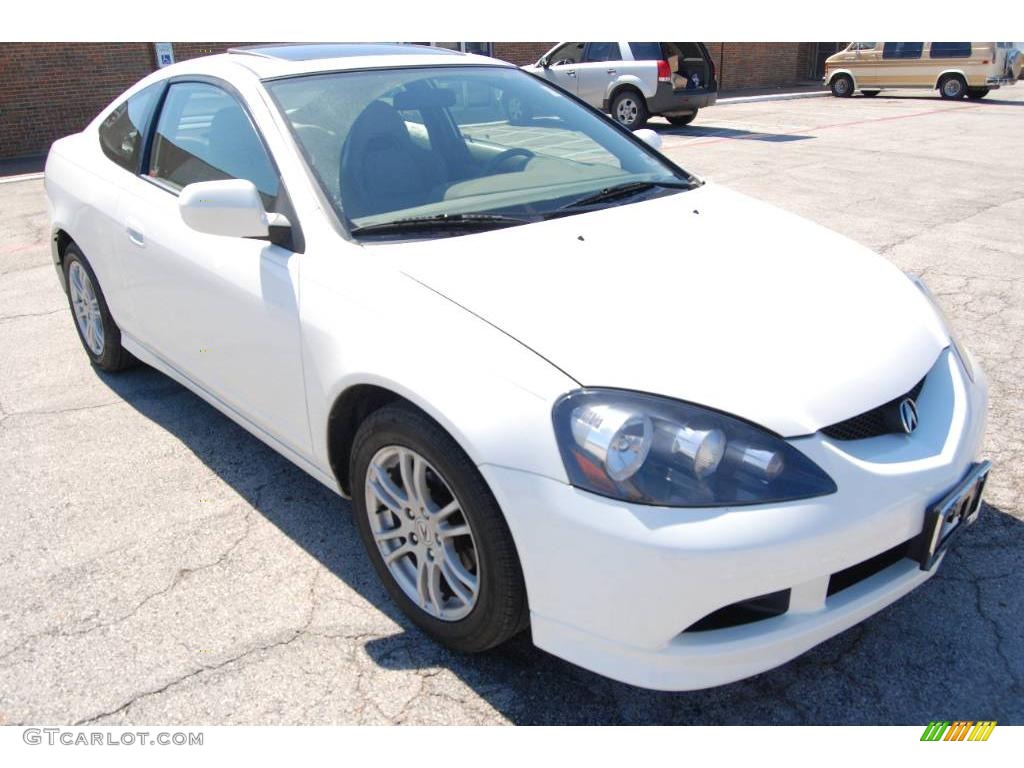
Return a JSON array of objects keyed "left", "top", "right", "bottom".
[{"left": 299, "top": 250, "right": 578, "bottom": 487}]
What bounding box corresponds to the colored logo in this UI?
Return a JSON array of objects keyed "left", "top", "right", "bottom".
[{"left": 920, "top": 721, "right": 997, "bottom": 741}]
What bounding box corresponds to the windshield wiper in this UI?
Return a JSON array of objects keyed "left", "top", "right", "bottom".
[
  {"left": 350, "top": 213, "right": 534, "bottom": 237},
  {"left": 558, "top": 180, "right": 694, "bottom": 211}
]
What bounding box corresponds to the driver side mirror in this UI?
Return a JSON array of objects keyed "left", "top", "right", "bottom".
[
  {"left": 538, "top": 56, "right": 549, "bottom": 68},
  {"left": 179, "top": 179, "right": 290, "bottom": 240}
]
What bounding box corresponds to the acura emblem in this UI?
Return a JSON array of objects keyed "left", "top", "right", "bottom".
[{"left": 899, "top": 397, "right": 919, "bottom": 434}]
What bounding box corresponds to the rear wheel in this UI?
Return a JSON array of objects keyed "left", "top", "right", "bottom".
[
  {"left": 351, "top": 403, "right": 528, "bottom": 653},
  {"left": 861, "top": 89, "right": 881, "bottom": 97},
  {"left": 666, "top": 111, "right": 698, "bottom": 126},
  {"left": 830, "top": 74, "right": 854, "bottom": 97},
  {"left": 63, "top": 244, "right": 137, "bottom": 372},
  {"left": 611, "top": 89, "right": 649, "bottom": 129},
  {"left": 966, "top": 87, "right": 990, "bottom": 100},
  {"left": 939, "top": 74, "right": 967, "bottom": 99}
]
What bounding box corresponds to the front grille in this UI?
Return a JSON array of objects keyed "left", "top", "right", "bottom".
[{"left": 821, "top": 377, "right": 925, "bottom": 441}]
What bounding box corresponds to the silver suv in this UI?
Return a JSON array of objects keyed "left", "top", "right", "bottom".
[{"left": 521, "top": 42, "right": 718, "bottom": 129}]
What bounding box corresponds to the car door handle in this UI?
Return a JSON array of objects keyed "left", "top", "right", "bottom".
[
  {"left": 607, "top": 68, "right": 617, "bottom": 75},
  {"left": 126, "top": 222, "right": 145, "bottom": 247},
  {"left": 566, "top": 70, "right": 576, "bottom": 77}
]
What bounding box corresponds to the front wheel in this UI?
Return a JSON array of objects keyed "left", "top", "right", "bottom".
[
  {"left": 830, "top": 74, "right": 854, "bottom": 97},
  {"left": 966, "top": 87, "right": 990, "bottom": 100},
  {"left": 63, "top": 244, "right": 137, "bottom": 372},
  {"left": 611, "top": 90, "right": 649, "bottom": 129},
  {"left": 939, "top": 74, "right": 967, "bottom": 99},
  {"left": 351, "top": 404, "right": 528, "bottom": 653},
  {"left": 666, "top": 111, "right": 698, "bottom": 126}
]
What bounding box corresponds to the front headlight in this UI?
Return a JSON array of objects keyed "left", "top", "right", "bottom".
[
  {"left": 907, "top": 273, "right": 975, "bottom": 382},
  {"left": 553, "top": 390, "right": 836, "bottom": 507}
]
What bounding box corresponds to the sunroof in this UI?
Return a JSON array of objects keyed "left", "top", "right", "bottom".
[{"left": 229, "top": 43, "right": 461, "bottom": 61}]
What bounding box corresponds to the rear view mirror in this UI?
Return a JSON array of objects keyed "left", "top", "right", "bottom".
[
  {"left": 179, "top": 179, "right": 289, "bottom": 239},
  {"left": 633, "top": 128, "right": 663, "bottom": 151}
]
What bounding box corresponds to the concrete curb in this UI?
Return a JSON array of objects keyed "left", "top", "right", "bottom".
[{"left": 717, "top": 90, "right": 830, "bottom": 105}]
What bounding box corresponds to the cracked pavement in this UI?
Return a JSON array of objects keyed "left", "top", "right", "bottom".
[{"left": 1, "top": 88, "right": 1022, "bottom": 725}]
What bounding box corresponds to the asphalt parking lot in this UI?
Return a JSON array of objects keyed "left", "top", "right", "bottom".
[{"left": 2, "top": 88, "right": 1022, "bottom": 725}]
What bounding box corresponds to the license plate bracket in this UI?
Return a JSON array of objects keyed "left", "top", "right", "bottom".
[{"left": 916, "top": 461, "right": 990, "bottom": 571}]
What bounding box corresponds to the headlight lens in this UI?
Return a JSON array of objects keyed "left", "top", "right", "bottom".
[
  {"left": 553, "top": 390, "right": 836, "bottom": 507},
  {"left": 907, "top": 273, "right": 975, "bottom": 382}
]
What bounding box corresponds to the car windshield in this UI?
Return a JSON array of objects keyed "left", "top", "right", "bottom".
[{"left": 265, "top": 65, "right": 693, "bottom": 237}]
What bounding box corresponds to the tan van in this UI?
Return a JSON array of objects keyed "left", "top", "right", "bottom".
[{"left": 825, "top": 42, "right": 1022, "bottom": 99}]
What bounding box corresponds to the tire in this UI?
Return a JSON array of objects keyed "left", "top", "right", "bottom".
[
  {"left": 966, "top": 87, "right": 990, "bottom": 100},
  {"left": 666, "top": 111, "right": 698, "bottom": 126},
  {"left": 861, "top": 90, "right": 881, "bottom": 97},
  {"left": 350, "top": 403, "right": 528, "bottom": 654},
  {"left": 939, "top": 74, "right": 967, "bottom": 99},
  {"left": 610, "top": 89, "right": 649, "bottom": 129},
  {"left": 62, "top": 244, "right": 137, "bottom": 372},
  {"left": 830, "top": 74, "right": 854, "bottom": 97}
]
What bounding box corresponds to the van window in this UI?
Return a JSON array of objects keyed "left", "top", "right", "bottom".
[
  {"left": 98, "top": 83, "right": 162, "bottom": 173},
  {"left": 930, "top": 42, "right": 972, "bottom": 58},
  {"left": 629, "top": 43, "right": 664, "bottom": 61},
  {"left": 851, "top": 42, "right": 876, "bottom": 51},
  {"left": 882, "top": 43, "right": 924, "bottom": 59}
]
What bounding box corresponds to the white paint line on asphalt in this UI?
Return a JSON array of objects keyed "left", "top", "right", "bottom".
[
  {"left": 717, "top": 91, "right": 829, "bottom": 105},
  {"left": 0, "top": 172, "right": 44, "bottom": 184}
]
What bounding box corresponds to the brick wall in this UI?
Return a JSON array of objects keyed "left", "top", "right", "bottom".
[
  {"left": 704, "top": 42, "right": 815, "bottom": 90},
  {"left": 492, "top": 42, "right": 553, "bottom": 66}
]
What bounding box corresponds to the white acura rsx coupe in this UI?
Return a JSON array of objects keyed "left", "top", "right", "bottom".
[{"left": 45, "top": 43, "right": 989, "bottom": 691}]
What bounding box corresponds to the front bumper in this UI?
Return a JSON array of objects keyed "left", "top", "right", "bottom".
[{"left": 481, "top": 348, "right": 987, "bottom": 690}]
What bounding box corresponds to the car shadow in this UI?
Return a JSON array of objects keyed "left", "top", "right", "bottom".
[
  {"left": 95, "top": 364, "right": 1024, "bottom": 725},
  {"left": 651, "top": 123, "right": 815, "bottom": 142}
]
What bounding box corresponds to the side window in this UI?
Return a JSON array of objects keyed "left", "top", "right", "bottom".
[
  {"left": 852, "top": 42, "right": 876, "bottom": 51},
  {"left": 628, "top": 42, "right": 664, "bottom": 61},
  {"left": 584, "top": 43, "right": 620, "bottom": 63},
  {"left": 148, "top": 82, "right": 279, "bottom": 204},
  {"left": 930, "top": 42, "right": 972, "bottom": 58},
  {"left": 98, "top": 83, "right": 162, "bottom": 172},
  {"left": 548, "top": 42, "right": 585, "bottom": 66},
  {"left": 882, "top": 42, "right": 924, "bottom": 59}
]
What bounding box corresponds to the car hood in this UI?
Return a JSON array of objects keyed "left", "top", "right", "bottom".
[{"left": 371, "top": 183, "right": 948, "bottom": 436}]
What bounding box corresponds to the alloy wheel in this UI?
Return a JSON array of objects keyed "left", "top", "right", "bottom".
[
  {"left": 68, "top": 260, "right": 104, "bottom": 356},
  {"left": 364, "top": 445, "right": 480, "bottom": 621}
]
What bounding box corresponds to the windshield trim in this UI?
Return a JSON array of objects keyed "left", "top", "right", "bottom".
[{"left": 262, "top": 64, "right": 697, "bottom": 242}]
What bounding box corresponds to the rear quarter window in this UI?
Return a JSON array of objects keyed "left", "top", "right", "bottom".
[
  {"left": 628, "top": 43, "right": 664, "bottom": 61},
  {"left": 930, "top": 42, "right": 972, "bottom": 58},
  {"left": 98, "top": 83, "right": 162, "bottom": 172}
]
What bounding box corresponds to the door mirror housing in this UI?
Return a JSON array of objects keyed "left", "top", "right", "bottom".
[
  {"left": 179, "top": 179, "right": 290, "bottom": 239},
  {"left": 633, "top": 128, "right": 663, "bottom": 151},
  {"left": 538, "top": 56, "right": 549, "bottom": 68}
]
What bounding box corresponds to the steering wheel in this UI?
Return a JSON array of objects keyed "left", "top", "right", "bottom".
[{"left": 482, "top": 148, "right": 535, "bottom": 176}]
